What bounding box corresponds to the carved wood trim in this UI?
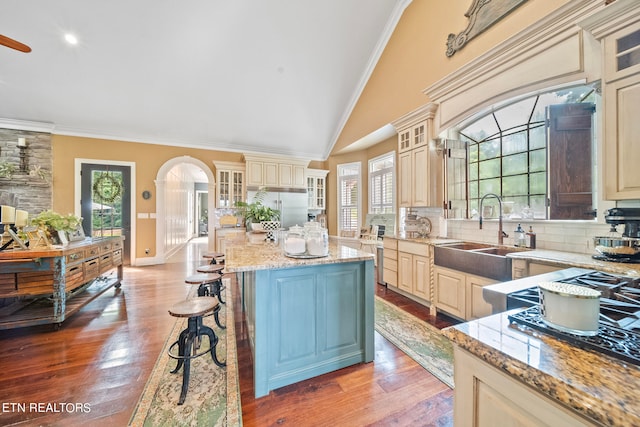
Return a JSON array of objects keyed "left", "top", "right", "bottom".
[{"left": 446, "top": 0, "right": 529, "bottom": 57}]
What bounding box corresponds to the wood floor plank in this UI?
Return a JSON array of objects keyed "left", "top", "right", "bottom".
[{"left": 0, "top": 238, "right": 457, "bottom": 426}]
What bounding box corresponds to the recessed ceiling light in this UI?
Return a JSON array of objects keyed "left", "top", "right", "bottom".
[{"left": 64, "top": 33, "right": 78, "bottom": 45}]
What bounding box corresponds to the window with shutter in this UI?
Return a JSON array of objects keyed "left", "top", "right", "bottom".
[{"left": 337, "top": 162, "right": 361, "bottom": 237}]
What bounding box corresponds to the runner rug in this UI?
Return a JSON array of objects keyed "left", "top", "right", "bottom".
[
  {"left": 374, "top": 296, "right": 455, "bottom": 389},
  {"left": 129, "top": 278, "right": 241, "bottom": 426}
]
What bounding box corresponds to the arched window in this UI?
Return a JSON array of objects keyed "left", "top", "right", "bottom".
[{"left": 452, "top": 84, "right": 598, "bottom": 220}]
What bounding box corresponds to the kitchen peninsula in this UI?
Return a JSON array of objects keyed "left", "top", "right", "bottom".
[
  {"left": 224, "top": 238, "right": 375, "bottom": 398},
  {"left": 443, "top": 312, "right": 640, "bottom": 426}
]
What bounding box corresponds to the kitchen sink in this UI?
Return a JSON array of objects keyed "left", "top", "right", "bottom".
[{"left": 434, "top": 242, "right": 529, "bottom": 281}]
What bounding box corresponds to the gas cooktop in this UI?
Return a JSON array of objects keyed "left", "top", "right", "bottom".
[{"left": 507, "top": 270, "right": 640, "bottom": 365}]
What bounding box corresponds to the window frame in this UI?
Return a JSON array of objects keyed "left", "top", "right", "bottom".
[
  {"left": 368, "top": 151, "right": 395, "bottom": 215},
  {"left": 337, "top": 162, "right": 361, "bottom": 237}
]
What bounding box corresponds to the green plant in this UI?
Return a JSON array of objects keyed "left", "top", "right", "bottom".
[
  {"left": 30, "top": 210, "right": 82, "bottom": 232},
  {"left": 0, "top": 161, "right": 17, "bottom": 179},
  {"left": 234, "top": 188, "right": 280, "bottom": 225}
]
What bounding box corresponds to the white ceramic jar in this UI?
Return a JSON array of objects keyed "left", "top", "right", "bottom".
[{"left": 306, "top": 228, "right": 328, "bottom": 256}]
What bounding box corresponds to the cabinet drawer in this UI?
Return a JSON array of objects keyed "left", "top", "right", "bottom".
[
  {"left": 85, "top": 245, "right": 100, "bottom": 258},
  {"left": 383, "top": 257, "right": 397, "bottom": 271},
  {"left": 112, "top": 249, "right": 123, "bottom": 266},
  {"left": 65, "top": 248, "right": 85, "bottom": 264},
  {"left": 383, "top": 268, "right": 398, "bottom": 287},
  {"left": 398, "top": 241, "right": 430, "bottom": 256},
  {"left": 83, "top": 258, "right": 100, "bottom": 281},
  {"left": 112, "top": 239, "right": 123, "bottom": 250},
  {"left": 99, "top": 253, "right": 113, "bottom": 273},
  {"left": 98, "top": 242, "right": 113, "bottom": 254},
  {"left": 384, "top": 248, "right": 397, "bottom": 261},
  {"left": 383, "top": 238, "right": 398, "bottom": 250},
  {"left": 65, "top": 264, "right": 85, "bottom": 292}
]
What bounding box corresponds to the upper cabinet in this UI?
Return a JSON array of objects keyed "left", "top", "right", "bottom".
[
  {"left": 243, "top": 154, "right": 309, "bottom": 189},
  {"left": 392, "top": 103, "right": 442, "bottom": 208},
  {"left": 213, "top": 161, "right": 245, "bottom": 208},
  {"left": 307, "top": 169, "right": 329, "bottom": 210},
  {"left": 582, "top": 1, "right": 640, "bottom": 200}
]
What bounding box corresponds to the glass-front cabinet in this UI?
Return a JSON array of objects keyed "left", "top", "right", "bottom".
[
  {"left": 214, "top": 161, "right": 245, "bottom": 208},
  {"left": 306, "top": 169, "right": 329, "bottom": 210}
]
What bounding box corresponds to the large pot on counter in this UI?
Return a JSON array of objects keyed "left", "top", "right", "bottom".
[
  {"left": 538, "top": 281, "right": 601, "bottom": 336},
  {"left": 593, "top": 236, "right": 640, "bottom": 258}
]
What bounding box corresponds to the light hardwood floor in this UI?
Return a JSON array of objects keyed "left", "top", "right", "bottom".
[{"left": 0, "top": 238, "right": 456, "bottom": 426}]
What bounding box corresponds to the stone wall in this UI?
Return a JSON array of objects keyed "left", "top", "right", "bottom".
[{"left": 0, "top": 128, "right": 53, "bottom": 214}]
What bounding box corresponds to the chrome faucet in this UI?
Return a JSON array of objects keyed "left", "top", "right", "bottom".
[{"left": 479, "top": 193, "right": 508, "bottom": 245}]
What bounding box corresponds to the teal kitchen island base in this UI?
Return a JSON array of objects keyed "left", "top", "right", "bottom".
[{"left": 227, "top": 240, "right": 375, "bottom": 398}]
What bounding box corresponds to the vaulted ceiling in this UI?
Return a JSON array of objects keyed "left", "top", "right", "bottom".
[{"left": 0, "top": 0, "right": 410, "bottom": 160}]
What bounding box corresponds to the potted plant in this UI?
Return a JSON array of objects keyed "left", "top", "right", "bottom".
[
  {"left": 30, "top": 210, "right": 82, "bottom": 245},
  {"left": 234, "top": 188, "right": 280, "bottom": 231}
]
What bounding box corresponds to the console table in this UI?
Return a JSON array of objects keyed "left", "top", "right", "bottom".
[{"left": 0, "top": 237, "right": 123, "bottom": 330}]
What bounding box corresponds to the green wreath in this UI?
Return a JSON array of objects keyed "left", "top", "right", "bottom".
[{"left": 93, "top": 173, "right": 122, "bottom": 203}]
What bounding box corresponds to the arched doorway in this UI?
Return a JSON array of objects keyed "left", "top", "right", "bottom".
[{"left": 155, "top": 156, "right": 215, "bottom": 263}]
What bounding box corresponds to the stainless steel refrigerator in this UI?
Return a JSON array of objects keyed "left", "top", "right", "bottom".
[{"left": 246, "top": 188, "right": 308, "bottom": 229}]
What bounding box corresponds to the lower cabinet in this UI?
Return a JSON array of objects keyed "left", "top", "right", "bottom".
[
  {"left": 397, "top": 241, "right": 431, "bottom": 302},
  {"left": 382, "top": 238, "right": 398, "bottom": 287},
  {"left": 512, "top": 259, "right": 565, "bottom": 279},
  {"left": 434, "top": 266, "right": 496, "bottom": 320},
  {"left": 454, "top": 347, "right": 596, "bottom": 426}
]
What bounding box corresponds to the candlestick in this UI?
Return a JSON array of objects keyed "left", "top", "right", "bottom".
[
  {"left": 15, "top": 210, "right": 28, "bottom": 227},
  {"left": 17, "top": 138, "right": 26, "bottom": 147},
  {"left": 0, "top": 206, "right": 16, "bottom": 224}
]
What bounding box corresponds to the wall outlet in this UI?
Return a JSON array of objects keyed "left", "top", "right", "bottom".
[{"left": 145, "top": 248, "right": 150, "bottom": 255}]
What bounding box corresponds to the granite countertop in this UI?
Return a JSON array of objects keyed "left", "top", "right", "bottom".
[
  {"left": 224, "top": 238, "right": 374, "bottom": 273},
  {"left": 506, "top": 249, "right": 640, "bottom": 277},
  {"left": 443, "top": 311, "right": 640, "bottom": 427}
]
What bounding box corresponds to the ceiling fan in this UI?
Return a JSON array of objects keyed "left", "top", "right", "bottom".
[{"left": 0, "top": 33, "right": 31, "bottom": 53}]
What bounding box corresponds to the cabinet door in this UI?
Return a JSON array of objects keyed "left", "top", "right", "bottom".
[
  {"left": 264, "top": 162, "right": 279, "bottom": 186},
  {"left": 279, "top": 163, "right": 293, "bottom": 186},
  {"left": 605, "top": 74, "right": 640, "bottom": 199},
  {"left": 412, "top": 146, "right": 429, "bottom": 206},
  {"left": 412, "top": 255, "right": 430, "bottom": 301},
  {"left": 292, "top": 165, "right": 306, "bottom": 188},
  {"left": 231, "top": 170, "right": 244, "bottom": 206},
  {"left": 397, "top": 252, "right": 413, "bottom": 293},
  {"left": 398, "top": 151, "right": 412, "bottom": 207},
  {"left": 466, "top": 275, "right": 496, "bottom": 320},
  {"left": 412, "top": 121, "right": 427, "bottom": 149},
  {"left": 218, "top": 170, "right": 231, "bottom": 207},
  {"left": 315, "top": 177, "right": 325, "bottom": 208},
  {"left": 398, "top": 128, "right": 411, "bottom": 153},
  {"left": 604, "top": 21, "right": 640, "bottom": 83},
  {"left": 247, "top": 161, "right": 264, "bottom": 187},
  {"left": 434, "top": 266, "right": 465, "bottom": 319}
]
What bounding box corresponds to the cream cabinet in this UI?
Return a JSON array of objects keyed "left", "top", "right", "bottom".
[
  {"left": 382, "top": 238, "right": 398, "bottom": 287},
  {"left": 215, "top": 227, "right": 245, "bottom": 252},
  {"left": 398, "top": 145, "right": 429, "bottom": 207},
  {"left": 392, "top": 103, "right": 441, "bottom": 208},
  {"left": 512, "top": 259, "right": 564, "bottom": 279},
  {"left": 244, "top": 154, "right": 308, "bottom": 189},
  {"left": 454, "top": 347, "right": 596, "bottom": 426},
  {"left": 306, "top": 169, "right": 329, "bottom": 210},
  {"left": 214, "top": 161, "right": 245, "bottom": 208},
  {"left": 583, "top": 5, "right": 640, "bottom": 200},
  {"left": 434, "top": 266, "right": 496, "bottom": 320},
  {"left": 397, "top": 241, "right": 431, "bottom": 302}
]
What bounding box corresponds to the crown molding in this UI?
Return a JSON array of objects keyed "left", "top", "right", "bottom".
[
  {"left": 390, "top": 102, "right": 438, "bottom": 131},
  {"left": 0, "top": 118, "right": 55, "bottom": 133}
]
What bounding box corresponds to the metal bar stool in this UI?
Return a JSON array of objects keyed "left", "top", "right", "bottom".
[
  {"left": 197, "top": 264, "right": 225, "bottom": 274},
  {"left": 185, "top": 272, "right": 226, "bottom": 308},
  {"left": 203, "top": 251, "right": 225, "bottom": 265},
  {"left": 168, "top": 297, "right": 226, "bottom": 405}
]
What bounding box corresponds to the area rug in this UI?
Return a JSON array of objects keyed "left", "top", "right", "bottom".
[
  {"left": 375, "top": 296, "right": 455, "bottom": 389},
  {"left": 129, "top": 278, "right": 241, "bottom": 426}
]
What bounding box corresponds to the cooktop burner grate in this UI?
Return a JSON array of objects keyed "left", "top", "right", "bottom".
[{"left": 508, "top": 306, "right": 640, "bottom": 366}]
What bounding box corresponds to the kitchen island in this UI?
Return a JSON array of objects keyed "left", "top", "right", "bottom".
[
  {"left": 225, "top": 238, "right": 375, "bottom": 398},
  {"left": 443, "top": 311, "right": 640, "bottom": 427}
]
